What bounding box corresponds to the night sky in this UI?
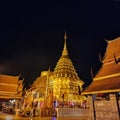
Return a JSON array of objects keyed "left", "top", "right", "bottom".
[{"left": 0, "top": 1, "right": 120, "bottom": 89}]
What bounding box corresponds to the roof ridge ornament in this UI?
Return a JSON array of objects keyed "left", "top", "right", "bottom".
[
  {"left": 99, "top": 53, "right": 102, "bottom": 62},
  {"left": 64, "top": 30, "right": 67, "bottom": 40},
  {"left": 114, "top": 53, "right": 120, "bottom": 64}
]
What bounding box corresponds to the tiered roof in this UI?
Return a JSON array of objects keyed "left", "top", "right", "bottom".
[
  {"left": 82, "top": 37, "right": 120, "bottom": 94},
  {"left": 0, "top": 74, "right": 23, "bottom": 99},
  {"left": 30, "top": 70, "right": 53, "bottom": 91},
  {"left": 102, "top": 38, "right": 120, "bottom": 63}
]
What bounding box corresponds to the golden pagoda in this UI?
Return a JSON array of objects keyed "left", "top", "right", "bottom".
[
  {"left": 25, "top": 32, "right": 84, "bottom": 106},
  {"left": 23, "top": 32, "right": 86, "bottom": 117},
  {"left": 49, "top": 32, "right": 84, "bottom": 105}
]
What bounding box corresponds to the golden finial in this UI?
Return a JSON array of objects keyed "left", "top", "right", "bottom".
[
  {"left": 64, "top": 30, "right": 67, "bottom": 41},
  {"left": 62, "top": 31, "right": 68, "bottom": 56}
]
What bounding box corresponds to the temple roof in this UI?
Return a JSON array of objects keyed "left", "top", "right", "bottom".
[
  {"left": 82, "top": 37, "right": 120, "bottom": 95},
  {"left": 31, "top": 71, "right": 53, "bottom": 88},
  {"left": 31, "top": 75, "right": 47, "bottom": 89},
  {"left": 102, "top": 37, "right": 120, "bottom": 63},
  {"left": 0, "top": 74, "right": 23, "bottom": 99},
  {"left": 53, "top": 32, "right": 84, "bottom": 84},
  {"left": 0, "top": 74, "right": 18, "bottom": 84},
  {"left": 82, "top": 76, "right": 120, "bottom": 94},
  {"left": 95, "top": 61, "right": 120, "bottom": 79}
]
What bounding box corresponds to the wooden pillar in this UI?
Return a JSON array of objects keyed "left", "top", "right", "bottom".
[
  {"left": 109, "top": 94, "right": 120, "bottom": 120},
  {"left": 88, "top": 95, "right": 95, "bottom": 120}
]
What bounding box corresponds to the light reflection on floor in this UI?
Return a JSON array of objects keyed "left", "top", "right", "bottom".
[
  {"left": 51, "top": 117, "right": 57, "bottom": 120},
  {"left": 0, "top": 112, "right": 90, "bottom": 120}
]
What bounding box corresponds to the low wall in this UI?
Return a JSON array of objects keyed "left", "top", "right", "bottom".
[
  {"left": 56, "top": 108, "right": 90, "bottom": 117},
  {"left": 94, "top": 94, "right": 120, "bottom": 120}
]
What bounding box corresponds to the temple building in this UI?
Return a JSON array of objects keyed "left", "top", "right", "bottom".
[
  {"left": 0, "top": 74, "right": 23, "bottom": 114},
  {"left": 82, "top": 37, "right": 120, "bottom": 120},
  {"left": 0, "top": 74, "right": 23, "bottom": 100},
  {"left": 24, "top": 32, "right": 86, "bottom": 117}
]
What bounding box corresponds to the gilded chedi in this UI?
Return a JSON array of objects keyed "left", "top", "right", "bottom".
[
  {"left": 24, "top": 32, "right": 85, "bottom": 109},
  {"left": 50, "top": 32, "right": 84, "bottom": 103}
]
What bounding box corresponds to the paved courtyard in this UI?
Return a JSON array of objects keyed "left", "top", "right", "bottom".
[{"left": 0, "top": 112, "right": 91, "bottom": 120}]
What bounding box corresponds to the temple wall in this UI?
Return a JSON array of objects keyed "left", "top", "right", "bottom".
[
  {"left": 56, "top": 108, "right": 93, "bottom": 120},
  {"left": 94, "top": 94, "right": 120, "bottom": 120},
  {"left": 56, "top": 96, "right": 94, "bottom": 120},
  {"left": 88, "top": 96, "right": 94, "bottom": 120}
]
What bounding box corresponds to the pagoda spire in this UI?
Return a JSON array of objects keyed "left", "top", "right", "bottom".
[
  {"left": 53, "top": 31, "right": 84, "bottom": 102},
  {"left": 62, "top": 31, "right": 68, "bottom": 56}
]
